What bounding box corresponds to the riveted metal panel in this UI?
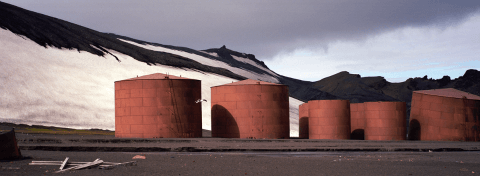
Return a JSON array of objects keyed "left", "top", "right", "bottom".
[
  {"left": 211, "top": 79, "right": 290, "bottom": 139},
  {"left": 350, "top": 103, "right": 366, "bottom": 139},
  {"left": 364, "top": 101, "right": 406, "bottom": 141},
  {"left": 308, "top": 100, "right": 351, "bottom": 140},
  {"left": 115, "top": 73, "right": 202, "bottom": 138}
]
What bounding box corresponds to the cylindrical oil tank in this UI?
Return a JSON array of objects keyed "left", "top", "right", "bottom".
[
  {"left": 308, "top": 100, "right": 351, "bottom": 140},
  {"left": 350, "top": 103, "right": 365, "bottom": 140},
  {"left": 0, "top": 127, "right": 22, "bottom": 160},
  {"left": 115, "top": 73, "right": 202, "bottom": 138},
  {"left": 299, "top": 102, "right": 309, "bottom": 139},
  {"left": 364, "top": 101, "right": 406, "bottom": 140},
  {"left": 211, "top": 79, "right": 289, "bottom": 139},
  {"left": 409, "top": 88, "right": 480, "bottom": 141}
]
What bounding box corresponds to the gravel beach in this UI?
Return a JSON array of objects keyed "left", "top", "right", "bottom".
[
  {"left": 2, "top": 150, "right": 480, "bottom": 175},
  {"left": 1, "top": 132, "right": 479, "bottom": 175}
]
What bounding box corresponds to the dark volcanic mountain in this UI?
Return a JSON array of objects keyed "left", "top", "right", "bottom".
[{"left": 310, "top": 69, "right": 480, "bottom": 103}]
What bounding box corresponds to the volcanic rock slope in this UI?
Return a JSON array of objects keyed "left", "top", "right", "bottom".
[{"left": 1, "top": 2, "right": 479, "bottom": 136}]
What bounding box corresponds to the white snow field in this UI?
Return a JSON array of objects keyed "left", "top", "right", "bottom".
[
  {"left": 119, "top": 39, "right": 280, "bottom": 83},
  {"left": 230, "top": 55, "right": 278, "bottom": 76},
  {"left": 0, "top": 29, "right": 300, "bottom": 137}
]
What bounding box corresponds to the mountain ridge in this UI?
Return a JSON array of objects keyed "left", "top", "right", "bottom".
[{"left": 0, "top": 1, "right": 246, "bottom": 81}]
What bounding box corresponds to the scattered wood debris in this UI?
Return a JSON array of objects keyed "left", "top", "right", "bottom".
[
  {"left": 54, "top": 158, "right": 103, "bottom": 173},
  {"left": 59, "top": 157, "right": 69, "bottom": 170},
  {"left": 28, "top": 157, "right": 137, "bottom": 173}
]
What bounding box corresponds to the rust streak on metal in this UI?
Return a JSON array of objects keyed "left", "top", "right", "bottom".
[
  {"left": 114, "top": 73, "right": 202, "bottom": 138},
  {"left": 307, "top": 100, "right": 351, "bottom": 140}
]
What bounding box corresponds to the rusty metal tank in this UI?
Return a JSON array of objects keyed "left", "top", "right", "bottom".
[
  {"left": 0, "top": 127, "right": 22, "bottom": 160},
  {"left": 308, "top": 100, "right": 351, "bottom": 140},
  {"left": 115, "top": 73, "right": 202, "bottom": 138},
  {"left": 299, "top": 102, "right": 309, "bottom": 139},
  {"left": 211, "top": 79, "right": 289, "bottom": 139},
  {"left": 409, "top": 88, "right": 480, "bottom": 141},
  {"left": 364, "top": 101, "right": 406, "bottom": 140},
  {"left": 350, "top": 103, "right": 366, "bottom": 140}
]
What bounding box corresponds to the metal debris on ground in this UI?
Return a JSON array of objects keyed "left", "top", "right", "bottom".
[{"left": 28, "top": 157, "right": 137, "bottom": 173}]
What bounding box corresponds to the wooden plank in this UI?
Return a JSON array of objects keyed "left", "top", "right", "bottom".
[
  {"left": 32, "top": 161, "right": 121, "bottom": 165},
  {"left": 99, "top": 161, "right": 137, "bottom": 170},
  {"left": 59, "top": 157, "right": 69, "bottom": 170},
  {"left": 54, "top": 158, "right": 103, "bottom": 173},
  {"left": 29, "top": 163, "right": 121, "bottom": 167}
]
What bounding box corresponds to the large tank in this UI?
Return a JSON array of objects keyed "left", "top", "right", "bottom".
[
  {"left": 364, "top": 101, "right": 406, "bottom": 140},
  {"left": 308, "top": 100, "right": 351, "bottom": 139},
  {"left": 211, "top": 79, "right": 289, "bottom": 139},
  {"left": 299, "top": 102, "right": 309, "bottom": 139},
  {"left": 409, "top": 88, "right": 480, "bottom": 141},
  {"left": 115, "top": 73, "right": 202, "bottom": 138},
  {"left": 350, "top": 103, "right": 365, "bottom": 140}
]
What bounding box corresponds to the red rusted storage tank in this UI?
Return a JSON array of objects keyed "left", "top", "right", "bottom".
[
  {"left": 299, "top": 102, "right": 309, "bottom": 139},
  {"left": 364, "top": 101, "right": 406, "bottom": 140},
  {"left": 115, "top": 73, "right": 202, "bottom": 138},
  {"left": 0, "top": 127, "right": 22, "bottom": 160},
  {"left": 409, "top": 88, "right": 480, "bottom": 141},
  {"left": 308, "top": 100, "right": 351, "bottom": 140},
  {"left": 350, "top": 103, "right": 366, "bottom": 140},
  {"left": 211, "top": 79, "right": 289, "bottom": 139}
]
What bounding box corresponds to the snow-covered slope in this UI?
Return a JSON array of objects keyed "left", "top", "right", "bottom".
[
  {"left": 0, "top": 28, "right": 301, "bottom": 136},
  {"left": 119, "top": 39, "right": 280, "bottom": 83}
]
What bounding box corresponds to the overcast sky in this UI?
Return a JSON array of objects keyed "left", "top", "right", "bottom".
[{"left": 3, "top": 0, "right": 480, "bottom": 82}]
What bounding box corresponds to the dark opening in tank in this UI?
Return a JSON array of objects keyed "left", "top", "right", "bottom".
[
  {"left": 408, "top": 119, "right": 421, "bottom": 140},
  {"left": 351, "top": 129, "right": 364, "bottom": 140}
]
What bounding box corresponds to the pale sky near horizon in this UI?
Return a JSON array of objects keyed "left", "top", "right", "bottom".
[{"left": 2, "top": 0, "right": 479, "bottom": 82}]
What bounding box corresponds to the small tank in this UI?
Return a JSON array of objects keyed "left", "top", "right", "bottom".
[
  {"left": 115, "top": 73, "right": 202, "bottom": 138},
  {"left": 308, "top": 100, "right": 351, "bottom": 139}
]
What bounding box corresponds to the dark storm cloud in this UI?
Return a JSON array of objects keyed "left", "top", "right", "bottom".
[{"left": 3, "top": 0, "right": 480, "bottom": 59}]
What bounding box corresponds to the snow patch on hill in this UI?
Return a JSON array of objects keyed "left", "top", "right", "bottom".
[
  {"left": 119, "top": 39, "right": 280, "bottom": 83},
  {"left": 198, "top": 50, "right": 219, "bottom": 57},
  {"left": 230, "top": 55, "right": 278, "bottom": 76}
]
